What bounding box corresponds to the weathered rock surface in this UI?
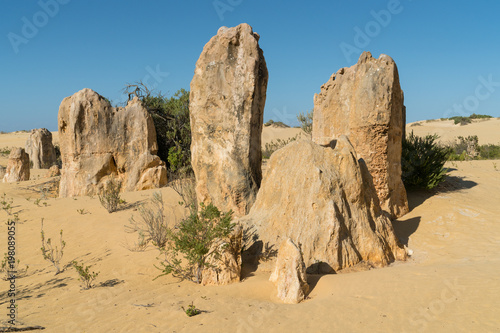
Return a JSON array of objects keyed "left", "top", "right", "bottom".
[
  {"left": 45, "top": 165, "right": 60, "bottom": 178},
  {"left": 58, "top": 88, "right": 167, "bottom": 197},
  {"left": 2, "top": 148, "right": 30, "bottom": 183},
  {"left": 25, "top": 128, "right": 56, "bottom": 169},
  {"left": 269, "top": 238, "right": 309, "bottom": 304},
  {"left": 202, "top": 224, "right": 243, "bottom": 286},
  {"left": 240, "top": 138, "right": 407, "bottom": 273},
  {"left": 0, "top": 166, "right": 5, "bottom": 180},
  {"left": 190, "top": 23, "right": 268, "bottom": 217},
  {"left": 312, "top": 51, "right": 408, "bottom": 219}
]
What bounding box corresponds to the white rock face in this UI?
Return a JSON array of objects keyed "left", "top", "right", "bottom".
[
  {"left": 25, "top": 128, "right": 56, "bottom": 169},
  {"left": 58, "top": 88, "right": 167, "bottom": 197},
  {"left": 2, "top": 148, "right": 30, "bottom": 183},
  {"left": 190, "top": 23, "right": 268, "bottom": 217},
  {"left": 269, "top": 238, "right": 309, "bottom": 304},
  {"left": 312, "top": 51, "right": 409, "bottom": 219}
]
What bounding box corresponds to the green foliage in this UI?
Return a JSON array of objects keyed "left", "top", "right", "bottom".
[
  {"left": 156, "top": 203, "right": 234, "bottom": 284},
  {"left": 98, "top": 178, "right": 125, "bottom": 213},
  {"left": 128, "top": 192, "right": 168, "bottom": 249},
  {"left": 447, "top": 113, "right": 492, "bottom": 125},
  {"left": 124, "top": 83, "right": 192, "bottom": 175},
  {"left": 263, "top": 135, "right": 298, "bottom": 159},
  {"left": 447, "top": 135, "right": 479, "bottom": 161},
  {"left": 72, "top": 260, "right": 99, "bottom": 289},
  {"left": 479, "top": 144, "right": 500, "bottom": 160},
  {"left": 40, "top": 218, "right": 66, "bottom": 274},
  {"left": 402, "top": 132, "right": 449, "bottom": 190},
  {"left": 296, "top": 110, "right": 313, "bottom": 135},
  {"left": 182, "top": 302, "right": 201, "bottom": 317}
]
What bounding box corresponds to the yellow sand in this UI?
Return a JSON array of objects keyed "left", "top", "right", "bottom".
[{"left": 0, "top": 123, "right": 499, "bottom": 332}]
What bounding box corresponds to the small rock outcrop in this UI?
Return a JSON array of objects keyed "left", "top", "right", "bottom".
[
  {"left": 201, "top": 225, "right": 243, "bottom": 286},
  {"left": 190, "top": 23, "right": 268, "bottom": 217},
  {"left": 58, "top": 88, "right": 167, "bottom": 197},
  {"left": 2, "top": 148, "right": 30, "bottom": 183},
  {"left": 45, "top": 165, "right": 60, "bottom": 178},
  {"left": 312, "top": 51, "right": 408, "bottom": 219},
  {"left": 240, "top": 138, "right": 407, "bottom": 274},
  {"left": 269, "top": 238, "right": 309, "bottom": 304},
  {"left": 25, "top": 128, "right": 56, "bottom": 169}
]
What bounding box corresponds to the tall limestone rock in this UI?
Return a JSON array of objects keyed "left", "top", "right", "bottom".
[
  {"left": 25, "top": 128, "right": 56, "bottom": 169},
  {"left": 58, "top": 88, "right": 167, "bottom": 197},
  {"left": 190, "top": 23, "right": 268, "bottom": 217},
  {"left": 2, "top": 148, "right": 30, "bottom": 183},
  {"left": 312, "top": 52, "right": 408, "bottom": 219},
  {"left": 240, "top": 138, "right": 407, "bottom": 274}
]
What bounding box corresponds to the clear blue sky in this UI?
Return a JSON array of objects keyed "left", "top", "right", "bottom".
[{"left": 1, "top": 0, "right": 499, "bottom": 132}]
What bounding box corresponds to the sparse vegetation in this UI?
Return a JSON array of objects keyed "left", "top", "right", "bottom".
[
  {"left": 1, "top": 193, "right": 13, "bottom": 215},
  {"left": 155, "top": 203, "right": 234, "bottom": 284},
  {"left": 98, "top": 177, "right": 125, "bottom": 213},
  {"left": 296, "top": 110, "right": 313, "bottom": 135},
  {"left": 40, "top": 219, "right": 66, "bottom": 274},
  {"left": 77, "top": 208, "right": 88, "bottom": 215},
  {"left": 1, "top": 252, "right": 29, "bottom": 281},
  {"left": 446, "top": 135, "right": 500, "bottom": 161},
  {"left": 401, "top": 132, "right": 449, "bottom": 190},
  {"left": 182, "top": 302, "right": 201, "bottom": 317},
  {"left": 128, "top": 192, "right": 169, "bottom": 249},
  {"left": 446, "top": 113, "right": 492, "bottom": 125},
  {"left": 263, "top": 135, "right": 298, "bottom": 159},
  {"left": 0, "top": 147, "right": 11, "bottom": 156},
  {"left": 169, "top": 175, "right": 197, "bottom": 209},
  {"left": 72, "top": 261, "right": 99, "bottom": 289},
  {"left": 264, "top": 119, "right": 290, "bottom": 128}
]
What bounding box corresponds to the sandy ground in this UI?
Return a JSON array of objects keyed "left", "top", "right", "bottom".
[
  {"left": 407, "top": 118, "right": 500, "bottom": 145},
  {"left": 0, "top": 123, "right": 499, "bottom": 332}
]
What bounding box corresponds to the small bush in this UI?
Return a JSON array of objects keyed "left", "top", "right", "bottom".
[
  {"left": 401, "top": 132, "right": 449, "bottom": 190},
  {"left": 447, "top": 136, "right": 479, "bottom": 161},
  {"left": 1, "top": 252, "right": 29, "bottom": 281},
  {"left": 40, "top": 219, "right": 66, "bottom": 274},
  {"left": 98, "top": 178, "right": 125, "bottom": 213},
  {"left": 128, "top": 192, "right": 169, "bottom": 249},
  {"left": 169, "top": 175, "right": 197, "bottom": 209},
  {"left": 479, "top": 144, "right": 500, "bottom": 160},
  {"left": 182, "top": 302, "right": 201, "bottom": 317},
  {"left": 72, "top": 261, "right": 99, "bottom": 289},
  {"left": 297, "top": 110, "right": 313, "bottom": 135},
  {"left": 263, "top": 135, "right": 298, "bottom": 159},
  {"left": 156, "top": 203, "right": 234, "bottom": 284}
]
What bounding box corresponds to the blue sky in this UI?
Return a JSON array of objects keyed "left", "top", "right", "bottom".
[{"left": 1, "top": 0, "right": 499, "bottom": 132}]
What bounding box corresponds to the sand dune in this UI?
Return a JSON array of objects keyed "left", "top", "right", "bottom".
[
  {"left": 0, "top": 124, "right": 499, "bottom": 332},
  {"left": 407, "top": 118, "right": 500, "bottom": 145}
]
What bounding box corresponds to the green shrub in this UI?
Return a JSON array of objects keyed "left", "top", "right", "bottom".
[
  {"left": 401, "top": 132, "right": 449, "bottom": 190},
  {"left": 156, "top": 203, "right": 234, "bottom": 284},
  {"left": 98, "top": 178, "right": 125, "bottom": 213},
  {"left": 72, "top": 261, "right": 99, "bottom": 289},
  {"left": 124, "top": 83, "right": 191, "bottom": 175},
  {"left": 128, "top": 192, "right": 169, "bottom": 249},
  {"left": 40, "top": 218, "right": 66, "bottom": 274},
  {"left": 182, "top": 302, "right": 201, "bottom": 317},
  {"left": 446, "top": 136, "right": 479, "bottom": 161},
  {"left": 297, "top": 110, "right": 313, "bottom": 135},
  {"left": 263, "top": 135, "right": 298, "bottom": 159},
  {"left": 479, "top": 144, "right": 500, "bottom": 160}
]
